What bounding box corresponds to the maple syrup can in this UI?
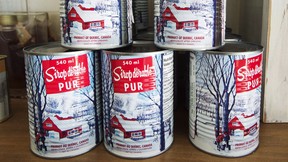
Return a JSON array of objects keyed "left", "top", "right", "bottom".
[
  {"left": 60, "top": 0, "right": 133, "bottom": 50},
  {"left": 154, "top": 0, "right": 226, "bottom": 50},
  {"left": 0, "top": 56, "right": 10, "bottom": 123},
  {"left": 101, "top": 41, "right": 174, "bottom": 158},
  {"left": 189, "top": 42, "right": 263, "bottom": 157},
  {"left": 23, "top": 42, "right": 102, "bottom": 158}
]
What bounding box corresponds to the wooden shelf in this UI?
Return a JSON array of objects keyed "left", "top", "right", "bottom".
[{"left": 0, "top": 98, "right": 287, "bottom": 162}]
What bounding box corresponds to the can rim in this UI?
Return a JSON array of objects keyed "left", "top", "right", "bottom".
[
  {"left": 193, "top": 42, "right": 264, "bottom": 56},
  {"left": 61, "top": 42, "right": 132, "bottom": 50},
  {"left": 155, "top": 42, "right": 223, "bottom": 51},
  {"left": 103, "top": 41, "right": 173, "bottom": 56},
  {"left": 23, "top": 42, "right": 92, "bottom": 56}
]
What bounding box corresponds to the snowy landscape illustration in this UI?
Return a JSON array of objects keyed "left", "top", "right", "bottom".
[
  {"left": 189, "top": 52, "right": 262, "bottom": 154},
  {"left": 155, "top": 0, "right": 218, "bottom": 47},
  {"left": 61, "top": 0, "right": 132, "bottom": 46},
  {"left": 101, "top": 53, "right": 173, "bottom": 155},
  {"left": 25, "top": 52, "right": 102, "bottom": 156}
]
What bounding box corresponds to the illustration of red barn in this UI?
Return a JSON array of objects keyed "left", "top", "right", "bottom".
[
  {"left": 68, "top": 5, "right": 104, "bottom": 30},
  {"left": 228, "top": 114, "right": 258, "bottom": 137},
  {"left": 162, "top": 5, "right": 198, "bottom": 31},
  {"left": 111, "top": 114, "right": 145, "bottom": 140},
  {"left": 43, "top": 115, "right": 82, "bottom": 139}
]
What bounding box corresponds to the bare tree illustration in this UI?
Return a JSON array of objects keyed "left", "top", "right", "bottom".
[
  {"left": 63, "top": 0, "right": 71, "bottom": 43},
  {"left": 196, "top": 53, "right": 236, "bottom": 151},
  {"left": 140, "top": 54, "right": 165, "bottom": 151},
  {"left": 25, "top": 55, "right": 53, "bottom": 152},
  {"left": 155, "top": 0, "right": 165, "bottom": 43},
  {"left": 77, "top": 52, "right": 102, "bottom": 144},
  {"left": 117, "top": 0, "right": 122, "bottom": 44},
  {"left": 25, "top": 55, "right": 39, "bottom": 149},
  {"left": 126, "top": 0, "right": 133, "bottom": 44},
  {"left": 101, "top": 52, "right": 115, "bottom": 147},
  {"left": 191, "top": 53, "right": 208, "bottom": 138}
]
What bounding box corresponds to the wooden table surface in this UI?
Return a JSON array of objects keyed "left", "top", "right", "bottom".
[{"left": 0, "top": 98, "right": 287, "bottom": 162}]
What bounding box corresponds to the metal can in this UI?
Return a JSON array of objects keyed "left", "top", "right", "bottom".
[
  {"left": 154, "top": 0, "right": 226, "bottom": 50},
  {"left": 189, "top": 42, "right": 263, "bottom": 157},
  {"left": 0, "top": 56, "right": 10, "bottom": 123},
  {"left": 23, "top": 42, "right": 102, "bottom": 158},
  {"left": 60, "top": 0, "right": 133, "bottom": 50},
  {"left": 101, "top": 41, "right": 174, "bottom": 158}
]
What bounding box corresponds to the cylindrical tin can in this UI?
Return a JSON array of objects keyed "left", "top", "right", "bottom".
[
  {"left": 101, "top": 41, "right": 174, "bottom": 158},
  {"left": 60, "top": 0, "right": 133, "bottom": 50},
  {"left": 189, "top": 42, "right": 263, "bottom": 157},
  {"left": 0, "top": 56, "right": 10, "bottom": 123},
  {"left": 154, "top": 0, "right": 226, "bottom": 50},
  {"left": 23, "top": 42, "right": 102, "bottom": 158}
]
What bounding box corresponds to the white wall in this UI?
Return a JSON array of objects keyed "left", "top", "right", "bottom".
[
  {"left": 26, "top": 0, "right": 59, "bottom": 12},
  {"left": 0, "top": 0, "right": 58, "bottom": 12},
  {"left": 0, "top": 0, "right": 28, "bottom": 12}
]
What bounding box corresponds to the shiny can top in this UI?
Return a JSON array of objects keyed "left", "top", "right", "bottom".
[
  {"left": 23, "top": 42, "right": 91, "bottom": 56},
  {"left": 196, "top": 42, "right": 264, "bottom": 56},
  {"left": 103, "top": 41, "right": 173, "bottom": 56}
]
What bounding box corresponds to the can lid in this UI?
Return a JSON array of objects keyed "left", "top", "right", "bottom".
[
  {"left": 104, "top": 41, "right": 173, "bottom": 56},
  {"left": 0, "top": 15, "right": 17, "bottom": 26},
  {"left": 23, "top": 42, "right": 92, "bottom": 56},
  {"left": 198, "top": 42, "right": 264, "bottom": 56}
]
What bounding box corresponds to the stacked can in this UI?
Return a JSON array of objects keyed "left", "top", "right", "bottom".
[
  {"left": 154, "top": 0, "right": 226, "bottom": 50},
  {"left": 0, "top": 56, "right": 10, "bottom": 123},
  {"left": 101, "top": 41, "right": 174, "bottom": 158},
  {"left": 23, "top": 0, "right": 136, "bottom": 158},
  {"left": 189, "top": 42, "right": 263, "bottom": 157},
  {"left": 154, "top": 0, "right": 264, "bottom": 158},
  {"left": 59, "top": 0, "right": 133, "bottom": 50},
  {"left": 24, "top": 43, "right": 103, "bottom": 158}
]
